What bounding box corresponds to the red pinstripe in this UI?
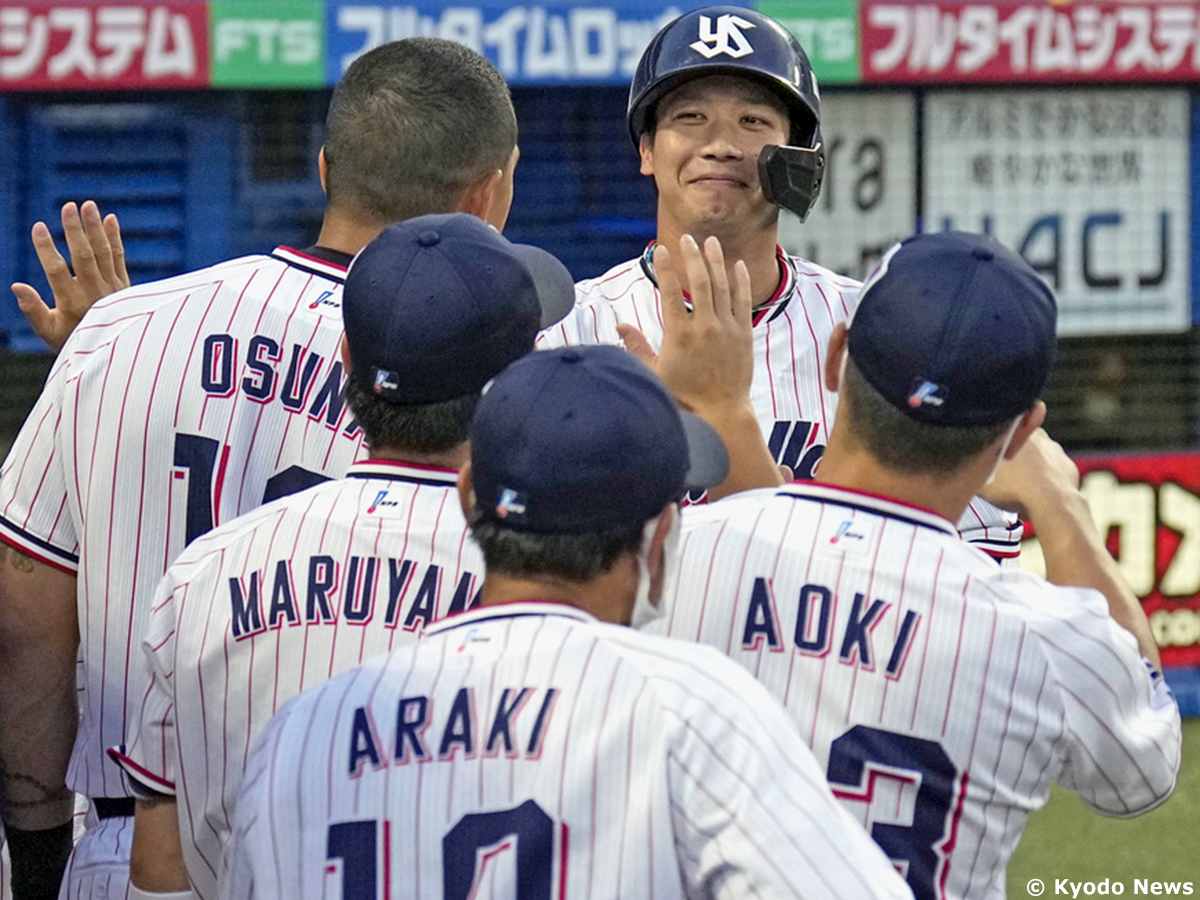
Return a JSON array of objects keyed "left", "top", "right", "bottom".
[{"left": 940, "top": 577, "right": 973, "bottom": 736}]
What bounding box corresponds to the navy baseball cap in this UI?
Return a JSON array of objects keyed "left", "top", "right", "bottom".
[
  {"left": 343, "top": 213, "right": 575, "bottom": 405},
  {"left": 847, "top": 231, "right": 1058, "bottom": 427},
  {"left": 470, "top": 346, "right": 730, "bottom": 534}
]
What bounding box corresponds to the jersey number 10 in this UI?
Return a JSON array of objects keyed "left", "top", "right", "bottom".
[{"left": 327, "top": 800, "right": 560, "bottom": 900}]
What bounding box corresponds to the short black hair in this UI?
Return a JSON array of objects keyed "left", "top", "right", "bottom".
[
  {"left": 841, "top": 357, "right": 1015, "bottom": 475},
  {"left": 468, "top": 513, "right": 645, "bottom": 584},
  {"left": 324, "top": 38, "right": 517, "bottom": 225},
  {"left": 343, "top": 378, "right": 479, "bottom": 455}
]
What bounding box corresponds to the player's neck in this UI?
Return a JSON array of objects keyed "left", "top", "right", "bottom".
[
  {"left": 477, "top": 563, "right": 638, "bottom": 625},
  {"left": 816, "top": 428, "right": 984, "bottom": 526},
  {"left": 366, "top": 443, "right": 469, "bottom": 472},
  {"left": 655, "top": 219, "right": 782, "bottom": 309},
  {"left": 314, "top": 207, "right": 389, "bottom": 257}
]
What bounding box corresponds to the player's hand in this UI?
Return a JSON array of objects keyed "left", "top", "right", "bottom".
[
  {"left": 10, "top": 201, "right": 129, "bottom": 351},
  {"left": 619, "top": 234, "right": 753, "bottom": 417},
  {"left": 979, "top": 427, "right": 1079, "bottom": 521}
]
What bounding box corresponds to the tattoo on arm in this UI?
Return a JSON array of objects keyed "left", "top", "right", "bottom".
[
  {"left": 134, "top": 792, "right": 176, "bottom": 810},
  {"left": 0, "top": 544, "right": 35, "bottom": 573},
  {"left": 0, "top": 758, "right": 73, "bottom": 821}
]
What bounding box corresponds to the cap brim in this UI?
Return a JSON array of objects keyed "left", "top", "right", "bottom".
[
  {"left": 510, "top": 243, "right": 575, "bottom": 328},
  {"left": 680, "top": 412, "right": 730, "bottom": 493}
]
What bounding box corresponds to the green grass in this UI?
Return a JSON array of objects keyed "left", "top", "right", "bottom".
[{"left": 1006, "top": 718, "right": 1200, "bottom": 893}]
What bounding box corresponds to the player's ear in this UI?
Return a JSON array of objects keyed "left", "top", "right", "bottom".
[
  {"left": 639, "top": 133, "right": 655, "bottom": 177},
  {"left": 1004, "top": 400, "right": 1048, "bottom": 460},
  {"left": 825, "top": 323, "right": 849, "bottom": 392},
  {"left": 459, "top": 168, "right": 503, "bottom": 224},
  {"left": 457, "top": 462, "right": 476, "bottom": 519},
  {"left": 339, "top": 336, "right": 352, "bottom": 374},
  {"left": 318, "top": 147, "right": 328, "bottom": 196},
  {"left": 646, "top": 503, "right": 677, "bottom": 579}
]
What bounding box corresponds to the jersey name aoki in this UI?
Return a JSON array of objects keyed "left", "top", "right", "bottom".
[{"left": 740, "top": 577, "right": 922, "bottom": 678}]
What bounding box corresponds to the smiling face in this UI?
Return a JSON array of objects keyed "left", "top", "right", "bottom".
[{"left": 640, "top": 74, "right": 790, "bottom": 242}]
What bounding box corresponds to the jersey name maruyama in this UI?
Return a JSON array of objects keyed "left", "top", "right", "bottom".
[{"left": 228, "top": 555, "right": 481, "bottom": 639}]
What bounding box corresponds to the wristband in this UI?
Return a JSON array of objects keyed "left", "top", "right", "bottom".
[{"left": 5, "top": 821, "right": 73, "bottom": 900}]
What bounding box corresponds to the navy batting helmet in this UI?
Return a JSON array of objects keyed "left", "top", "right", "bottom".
[{"left": 627, "top": 6, "right": 825, "bottom": 221}]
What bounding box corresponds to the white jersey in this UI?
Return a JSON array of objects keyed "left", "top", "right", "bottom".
[
  {"left": 110, "top": 460, "right": 480, "bottom": 900},
  {"left": 220, "top": 602, "right": 914, "bottom": 900},
  {"left": 650, "top": 483, "right": 1182, "bottom": 900},
  {"left": 539, "top": 248, "right": 1022, "bottom": 557},
  {"left": 0, "top": 247, "right": 364, "bottom": 800}
]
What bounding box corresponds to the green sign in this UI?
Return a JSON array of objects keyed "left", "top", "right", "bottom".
[
  {"left": 757, "top": 0, "right": 859, "bottom": 85},
  {"left": 210, "top": 1, "right": 325, "bottom": 87}
]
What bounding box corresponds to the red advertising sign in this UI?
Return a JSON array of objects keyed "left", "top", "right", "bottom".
[
  {"left": 861, "top": 2, "right": 1200, "bottom": 83},
  {"left": 1024, "top": 452, "right": 1200, "bottom": 669},
  {"left": 0, "top": 2, "right": 209, "bottom": 90}
]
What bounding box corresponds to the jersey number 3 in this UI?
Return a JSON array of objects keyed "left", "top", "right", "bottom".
[{"left": 827, "top": 725, "right": 963, "bottom": 900}]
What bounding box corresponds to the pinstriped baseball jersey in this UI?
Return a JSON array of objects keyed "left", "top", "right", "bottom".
[
  {"left": 649, "top": 483, "right": 1181, "bottom": 900},
  {"left": 109, "top": 459, "right": 479, "bottom": 900},
  {"left": 219, "top": 602, "right": 914, "bottom": 900},
  {"left": 537, "top": 247, "right": 1022, "bottom": 557},
  {"left": 0, "top": 247, "right": 365, "bottom": 802}
]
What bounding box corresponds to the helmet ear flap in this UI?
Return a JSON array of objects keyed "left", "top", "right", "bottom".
[{"left": 759, "top": 140, "right": 825, "bottom": 222}]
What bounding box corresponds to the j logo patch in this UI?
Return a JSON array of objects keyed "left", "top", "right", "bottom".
[{"left": 690, "top": 14, "right": 756, "bottom": 59}]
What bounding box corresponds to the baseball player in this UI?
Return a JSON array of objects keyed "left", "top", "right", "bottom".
[
  {"left": 647, "top": 232, "right": 1182, "bottom": 899},
  {"left": 538, "top": 5, "right": 1021, "bottom": 557},
  {"left": 0, "top": 38, "right": 521, "bottom": 900},
  {"left": 105, "top": 214, "right": 573, "bottom": 900},
  {"left": 220, "top": 343, "right": 913, "bottom": 900},
  {"left": 111, "top": 222, "right": 781, "bottom": 899}
]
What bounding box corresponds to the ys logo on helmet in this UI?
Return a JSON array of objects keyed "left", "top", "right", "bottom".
[{"left": 690, "top": 14, "right": 756, "bottom": 59}]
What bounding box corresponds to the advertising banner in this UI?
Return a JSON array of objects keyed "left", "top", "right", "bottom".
[
  {"left": 209, "top": 1, "right": 324, "bottom": 87},
  {"left": 757, "top": 0, "right": 859, "bottom": 84},
  {"left": 0, "top": 1, "right": 209, "bottom": 90},
  {"left": 778, "top": 91, "right": 916, "bottom": 281},
  {"left": 924, "top": 89, "right": 1191, "bottom": 336},
  {"left": 325, "top": 1, "right": 702, "bottom": 84},
  {"left": 1021, "top": 451, "right": 1200, "bottom": 671},
  {"left": 861, "top": 1, "right": 1200, "bottom": 84}
]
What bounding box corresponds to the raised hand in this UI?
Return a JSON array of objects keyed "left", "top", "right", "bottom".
[{"left": 11, "top": 201, "right": 129, "bottom": 351}]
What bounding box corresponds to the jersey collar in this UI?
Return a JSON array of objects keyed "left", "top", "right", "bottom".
[
  {"left": 424, "top": 601, "right": 599, "bottom": 636},
  {"left": 345, "top": 458, "right": 459, "bottom": 488},
  {"left": 272, "top": 246, "right": 350, "bottom": 282},
  {"left": 639, "top": 241, "right": 795, "bottom": 327},
  {"left": 777, "top": 481, "right": 959, "bottom": 537}
]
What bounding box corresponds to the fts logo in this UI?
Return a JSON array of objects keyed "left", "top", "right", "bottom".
[
  {"left": 908, "top": 380, "right": 945, "bottom": 409},
  {"left": 690, "top": 14, "right": 756, "bottom": 59},
  {"left": 308, "top": 290, "right": 339, "bottom": 310},
  {"left": 367, "top": 490, "right": 400, "bottom": 514}
]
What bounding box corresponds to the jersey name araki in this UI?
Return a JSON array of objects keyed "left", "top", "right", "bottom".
[
  {"left": 228, "top": 554, "right": 481, "bottom": 640},
  {"left": 347, "top": 686, "right": 560, "bottom": 776},
  {"left": 199, "top": 332, "right": 359, "bottom": 437}
]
